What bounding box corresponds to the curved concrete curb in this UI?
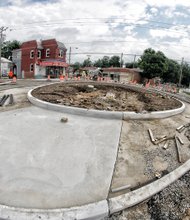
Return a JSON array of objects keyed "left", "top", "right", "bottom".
[
  {"left": 0, "top": 200, "right": 108, "bottom": 220},
  {"left": 1, "top": 160, "right": 190, "bottom": 219},
  {"left": 27, "top": 88, "right": 123, "bottom": 120},
  {"left": 123, "top": 101, "right": 185, "bottom": 119},
  {"left": 108, "top": 159, "right": 190, "bottom": 214},
  {"left": 27, "top": 82, "right": 185, "bottom": 120}
]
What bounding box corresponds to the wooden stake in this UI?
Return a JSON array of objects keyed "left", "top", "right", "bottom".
[
  {"left": 175, "top": 135, "right": 182, "bottom": 163},
  {"left": 111, "top": 184, "right": 131, "bottom": 193},
  {"left": 148, "top": 129, "right": 156, "bottom": 143},
  {"left": 176, "top": 136, "right": 184, "bottom": 145}
]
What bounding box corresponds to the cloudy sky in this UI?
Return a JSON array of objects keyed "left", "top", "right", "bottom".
[{"left": 1, "top": 0, "right": 190, "bottom": 63}]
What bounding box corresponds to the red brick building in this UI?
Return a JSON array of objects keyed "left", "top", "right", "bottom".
[{"left": 14, "top": 39, "right": 68, "bottom": 78}]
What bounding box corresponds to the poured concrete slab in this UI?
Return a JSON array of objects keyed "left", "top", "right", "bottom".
[{"left": 0, "top": 106, "right": 121, "bottom": 209}]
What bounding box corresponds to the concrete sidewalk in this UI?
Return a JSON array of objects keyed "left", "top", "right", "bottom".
[{"left": 0, "top": 106, "right": 122, "bottom": 209}]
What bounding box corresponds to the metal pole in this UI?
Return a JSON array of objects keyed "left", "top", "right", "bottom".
[
  {"left": 68, "top": 47, "right": 71, "bottom": 65},
  {"left": 133, "top": 54, "right": 137, "bottom": 68},
  {"left": 179, "top": 57, "right": 184, "bottom": 87},
  {"left": 120, "top": 53, "right": 123, "bottom": 67},
  {"left": 0, "top": 26, "right": 8, "bottom": 78},
  {"left": 0, "top": 33, "right": 1, "bottom": 78}
]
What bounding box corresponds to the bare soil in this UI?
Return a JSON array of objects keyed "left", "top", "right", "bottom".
[
  {"left": 32, "top": 83, "right": 182, "bottom": 112},
  {"left": 108, "top": 104, "right": 190, "bottom": 220}
]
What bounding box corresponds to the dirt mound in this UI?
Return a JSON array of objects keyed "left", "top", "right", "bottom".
[{"left": 32, "top": 83, "right": 182, "bottom": 112}]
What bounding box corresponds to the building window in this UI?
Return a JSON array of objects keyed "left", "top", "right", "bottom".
[
  {"left": 30, "top": 63, "right": 34, "bottom": 72},
  {"left": 46, "top": 48, "right": 50, "bottom": 57},
  {"left": 37, "top": 50, "right": 41, "bottom": 59},
  {"left": 30, "top": 50, "right": 34, "bottom": 59},
  {"left": 59, "top": 49, "right": 63, "bottom": 57}
]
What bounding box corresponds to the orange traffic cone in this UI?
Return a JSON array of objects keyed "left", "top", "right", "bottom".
[{"left": 60, "top": 75, "right": 64, "bottom": 81}]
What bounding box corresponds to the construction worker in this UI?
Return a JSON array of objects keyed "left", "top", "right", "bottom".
[{"left": 8, "top": 70, "right": 14, "bottom": 79}]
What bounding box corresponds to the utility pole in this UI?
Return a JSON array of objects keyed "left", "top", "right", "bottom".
[
  {"left": 0, "top": 26, "right": 8, "bottom": 78},
  {"left": 68, "top": 47, "right": 71, "bottom": 65},
  {"left": 120, "top": 53, "right": 123, "bottom": 68},
  {"left": 178, "top": 57, "right": 184, "bottom": 87},
  {"left": 133, "top": 54, "right": 137, "bottom": 68},
  {"left": 68, "top": 47, "right": 78, "bottom": 65}
]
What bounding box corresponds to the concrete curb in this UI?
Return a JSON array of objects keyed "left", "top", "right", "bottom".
[
  {"left": 0, "top": 81, "right": 12, "bottom": 86},
  {"left": 0, "top": 160, "right": 189, "bottom": 219},
  {"left": 123, "top": 101, "right": 185, "bottom": 119},
  {"left": 0, "top": 200, "right": 108, "bottom": 220},
  {"left": 27, "top": 82, "right": 185, "bottom": 120},
  {"left": 27, "top": 85, "right": 123, "bottom": 120},
  {"left": 108, "top": 159, "right": 190, "bottom": 214}
]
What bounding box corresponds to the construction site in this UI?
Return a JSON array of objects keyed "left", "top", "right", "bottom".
[{"left": 0, "top": 78, "right": 190, "bottom": 220}]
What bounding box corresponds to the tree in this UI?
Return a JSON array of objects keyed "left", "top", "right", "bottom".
[
  {"left": 82, "top": 58, "right": 92, "bottom": 67},
  {"left": 125, "top": 62, "right": 138, "bottom": 68},
  {"left": 138, "top": 48, "right": 168, "bottom": 79},
  {"left": 94, "top": 59, "right": 103, "bottom": 67},
  {"left": 2, "top": 40, "right": 21, "bottom": 60},
  {"left": 72, "top": 62, "right": 81, "bottom": 70},
  {"left": 181, "top": 62, "right": 190, "bottom": 87},
  {"left": 162, "top": 59, "right": 180, "bottom": 83},
  {"left": 109, "top": 55, "right": 120, "bottom": 67},
  {"left": 101, "top": 56, "right": 110, "bottom": 68}
]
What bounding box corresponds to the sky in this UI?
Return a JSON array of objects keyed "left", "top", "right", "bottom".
[{"left": 1, "top": 0, "right": 190, "bottom": 64}]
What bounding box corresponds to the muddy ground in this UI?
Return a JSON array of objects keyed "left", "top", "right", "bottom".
[{"left": 32, "top": 83, "right": 182, "bottom": 112}]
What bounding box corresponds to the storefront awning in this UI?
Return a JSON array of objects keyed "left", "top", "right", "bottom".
[{"left": 39, "top": 61, "right": 69, "bottom": 67}]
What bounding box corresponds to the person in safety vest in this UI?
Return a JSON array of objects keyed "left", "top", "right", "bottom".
[{"left": 8, "top": 70, "right": 14, "bottom": 79}]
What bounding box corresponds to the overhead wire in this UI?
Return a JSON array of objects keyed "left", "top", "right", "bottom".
[
  {"left": 8, "top": 17, "right": 190, "bottom": 35},
  {"left": 4, "top": 17, "right": 190, "bottom": 63}
]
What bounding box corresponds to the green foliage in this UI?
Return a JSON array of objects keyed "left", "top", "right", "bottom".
[
  {"left": 82, "top": 58, "right": 92, "bottom": 67},
  {"left": 94, "top": 55, "right": 121, "bottom": 68},
  {"left": 71, "top": 48, "right": 190, "bottom": 86},
  {"left": 72, "top": 62, "right": 81, "bottom": 70},
  {"left": 94, "top": 59, "right": 103, "bottom": 67},
  {"left": 2, "top": 40, "right": 21, "bottom": 60},
  {"left": 162, "top": 59, "right": 180, "bottom": 83},
  {"left": 101, "top": 56, "right": 110, "bottom": 68},
  {"left": 109, "top": 55, "right": 120, "bottom": 67},
  {"left": 125, "top": 62, "right": 138, "bottom": 68},
  {"left": 181, "top": 62, "right": 190, "bottom": 87},
  {"left": 138, "top": 48, "right": 168, "bottom": 79}
]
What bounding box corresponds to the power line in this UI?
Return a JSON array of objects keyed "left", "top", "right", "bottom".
[
  {"left": 8, "top": 17, "right": 185, "bottom": 28},
  {"left": 11, "top": 23, "right": 188, "bottom": 35},
  {"left": 9, "top": 19, "right": 190, "bottom": 35},
  {"left": 64, "top": 40, "right": 190, "bottom": 49}
]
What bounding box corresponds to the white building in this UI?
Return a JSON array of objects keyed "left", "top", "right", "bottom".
[{"left": 1, "top": 57, "right": 13, "bottom": 77}]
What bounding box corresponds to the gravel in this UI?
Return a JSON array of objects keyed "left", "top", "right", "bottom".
[
  {"left": 142, "top": 140, "right": 179, "bottom": 179},
  {"left": 106, "top": 171, "right": 190, "bottom": 220}
]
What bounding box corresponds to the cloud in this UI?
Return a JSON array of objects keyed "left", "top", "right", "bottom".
[
  {"left": 0, "top": 1, "right": 12, "bottom": 7},
  {"left": 145, "top": 0, "right": 190, "bottom": 7},
  {"left": 150, "top": 7, "right": 158, "bottom": 15},
  {"left": 0, "top": 0, "right": 190, "bottom": 62},
  {"left": 149, "top": 27, "right": 188, "bottom": 39}
]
